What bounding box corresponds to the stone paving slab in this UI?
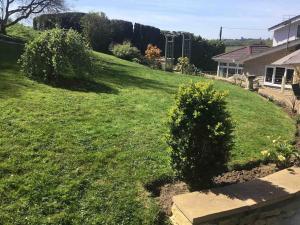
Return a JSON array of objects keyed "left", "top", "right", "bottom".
[
  {"left": 258, "top": 87, "right": 298, "bottom": 111},
  {"left": 172, "top": 167, "right": 300, "bottom": 225}
]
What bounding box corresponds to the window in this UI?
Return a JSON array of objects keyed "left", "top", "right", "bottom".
[
  {"left": 219, "top": 67, "right": 227, "bottom": 77},
  {"left": 286, "top": 69, "right": 294, "bottom": 84},
  {"left": 265, "top": 67, "right": 274, "bottom": 83},
  {"left": 274, "top": 67, "right": 285, "bottom": 84},
  {"left": 220, "top": 63, "right": 227, "bottom": 66},
  {"left": 229, "top": 63, "right": 237, "bottom": 67},
  {"left": 264, "top": 66, "right": 294, "bottom": 86},
  {"left": 297, "top": 25, "right": 300, "bottom": 38},
  {"left": 228, "top": 68, "right": 236, "bottom": 76}
]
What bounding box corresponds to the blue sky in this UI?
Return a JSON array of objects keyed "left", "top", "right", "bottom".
[{"left": 67, "top": 0, "right": 300, "bottom": 39}]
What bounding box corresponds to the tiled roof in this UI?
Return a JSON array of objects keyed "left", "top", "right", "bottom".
[
  {"left": 271, "top": 49, "right": 300, "bottom": 66},
  {"left": 212, "top": 45, "right": 269, "bottom": 63},
  {"left": 242, "top": 39, "right": 300, "bottom": 63}
]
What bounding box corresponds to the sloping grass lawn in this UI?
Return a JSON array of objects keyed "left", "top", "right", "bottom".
[{"left": 0, "top": 41, "right": 296, "bottom": 224}]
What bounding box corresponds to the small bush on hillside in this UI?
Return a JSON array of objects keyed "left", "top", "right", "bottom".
[
  {"left": 19, "top": 28, "right": 92, "bottom": 83},
  {"left": 166, "top": 81, "right": 234, "bottom": 187},
  {"left": 112, "top": 41, "right": 141, "bottom": 61},
  {"left": 132, "top": 58, "right": 141, "bottom": 64},
  {"left": 145, "top": 44, "right": 161, "bottom": 69},
  {"left": 175, "top": 57, "right": 199, "bottom": 75}
]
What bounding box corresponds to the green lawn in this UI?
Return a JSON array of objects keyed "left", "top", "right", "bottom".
[{"left": 0, "top": 40, "right": 296, "bottom": 224}]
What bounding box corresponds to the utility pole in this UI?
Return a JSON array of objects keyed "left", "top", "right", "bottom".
[
  {"left": 219, "top": 26, "right": 223, "bottom": 41},
  {"left": 182, "top": 33, "right": 185, "bottom": 58}
]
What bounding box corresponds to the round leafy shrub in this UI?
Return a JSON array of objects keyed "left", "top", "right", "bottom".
[
  {"left": 19, "top": 28, "right": 92, "bottom": 83},
  {"left": 145, "top": 44, "right": 162, "bottom": 69},
  {"left": 166, "top": 81, "right": 234, "bottom": 187},
  {"left": 175, "top": 57, "right": 199, "bottom": 75},
  {"left": 111, "top": 41, "right": 141, "bottom": 61}
]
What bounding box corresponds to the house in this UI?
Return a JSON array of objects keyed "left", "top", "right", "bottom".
[
  {"left": 269, "top": 15, "right": 300, "bottom": 47},
  {"left": 213, "top": 15, "right": 300, "bottom": 89},
  {"left": 212, "top": 45, "right": 269, "bottom": 77}
]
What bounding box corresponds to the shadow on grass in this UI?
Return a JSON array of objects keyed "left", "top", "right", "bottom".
[
  {"left": 0, "top": 69, "right": 29, "bottom": 99},
  {"left": 53, "top": 77, "right": 119, "bottom": 94},
  {"left": 93, "top": 60, "right": 177, "bottom": 94},
  {"left": 99, "top": 68, "right": 176, "bottom": 94}
]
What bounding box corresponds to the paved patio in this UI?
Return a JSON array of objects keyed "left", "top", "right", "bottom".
[
  {"left": 258, "top": 87, "right": 299, "bottom": 113},
  {"left": 204, "top": 74, "right": 299, "bottom": 113}
]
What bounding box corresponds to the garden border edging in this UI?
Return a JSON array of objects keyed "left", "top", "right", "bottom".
[{"left": 171, "top": 167, "right": 300, "bottom": 225}]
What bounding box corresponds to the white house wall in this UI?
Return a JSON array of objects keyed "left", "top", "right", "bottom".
[{"left": 273, "top": 20, "right": 300, "bottom": 46}]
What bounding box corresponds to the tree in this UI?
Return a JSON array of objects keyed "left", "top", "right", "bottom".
[
  {"left": 33, "top": 12, "right": 85, "bottom": 31},
  {"left": 0, "top": 0, "right": 65, "bottom": 34},
  {"left": 80, "top": 12, "right": 111, "bottom": 52},
  {"left": 191, "top": 36, "right": 225, "bottom": 71}
]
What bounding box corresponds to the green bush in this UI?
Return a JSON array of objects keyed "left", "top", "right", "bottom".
[
  {"left": 112, "top": 41, "right": 141, "bottom": 61},
  {"left": 166, "top": 81, "right": 234, "bottom": 187},
  {"left": 33, "top": 12, "right": 86, "bottom": 32},
  {"left": 175, "top": 57, "right": 199, "bottom": 75},
  {"left": 261, "top": 136, "right": 299, "bottom": 167},
  {"left": 19, "top": 28, "right": 92, "bottom": 83}
]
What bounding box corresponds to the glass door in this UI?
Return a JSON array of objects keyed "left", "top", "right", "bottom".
[{"left": 264, "top": 66, "right": 294, "bottom": 86}]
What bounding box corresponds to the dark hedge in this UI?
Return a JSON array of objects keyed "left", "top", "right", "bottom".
[
  {"left": 133, "top": 23, "right": 163, "bottom": 54},
  {"left": 33, "top": 12, "right": 86, "bottom": 32},
  {"left": 33, "top": 13, "right": 225, "bottom": 71},
  {"left": 110, "top": 19, "right": 133, "bottom": 44}
]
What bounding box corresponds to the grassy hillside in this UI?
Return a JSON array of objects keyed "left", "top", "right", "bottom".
[
  {"left": 6, "top": 24, "right": 40, "bottom": 42},
  {"left": 0, "top": 40, "right": 296, "bottom": 224}
]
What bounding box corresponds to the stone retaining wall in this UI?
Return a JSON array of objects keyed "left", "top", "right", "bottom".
[
  {"left": 205, "top": 196, "right": 300, "bottom": 225},
  {"left": 171, "top": 167, "right": 300, "bottom": 225}
]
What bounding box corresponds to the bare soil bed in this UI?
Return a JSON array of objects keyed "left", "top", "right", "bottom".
[{"left": 157, "top": 163, "right": 279, "bottom": 216}]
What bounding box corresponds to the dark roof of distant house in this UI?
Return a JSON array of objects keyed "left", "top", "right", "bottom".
[
  {"left": 212, "top": 45, "right": 270, "bottom": 63},
  {"left": 242, "top": 38, "right": 300, "bottom": 63},
  {"left": 269, "top": 15, "right": 300, "bottom": 31}
]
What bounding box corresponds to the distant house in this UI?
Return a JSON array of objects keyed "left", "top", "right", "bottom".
[
  {"left": 213, "top": 15, "right": 300, "bottom": 89},
  {"left": 212, "top": 45, "right": 269, "bottom": 77}
]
